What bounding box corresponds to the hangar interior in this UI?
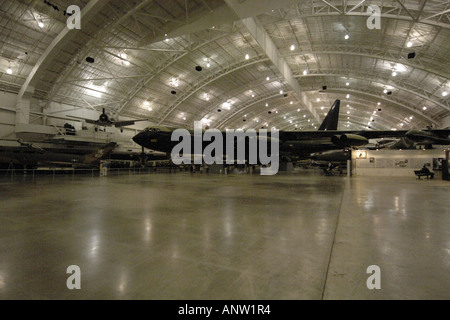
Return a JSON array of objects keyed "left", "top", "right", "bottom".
[{"left": 0, "top": 0, "right": 449, "bottom": 300}]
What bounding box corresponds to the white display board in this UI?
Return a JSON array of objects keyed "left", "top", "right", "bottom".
[{"left": 353, "top": 149, "right": 445, "bottom": 177}]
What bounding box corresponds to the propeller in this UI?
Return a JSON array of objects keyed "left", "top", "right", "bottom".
[{"left": 99, "top": 108, "right": 109, "bottom": 122}]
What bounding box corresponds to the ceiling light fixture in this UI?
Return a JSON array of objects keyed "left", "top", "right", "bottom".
[
  {"left": 290, "top": 44, "right": 295, "bottom": 51},
  {"left": 223, "top": 101, "right": 232, "bottom": 110},
  {"left": 344, "top": 34, "right": 350, "bottom": 40},
  {"left": 170, "top": 78, "right": 179, "bottom": 87}
]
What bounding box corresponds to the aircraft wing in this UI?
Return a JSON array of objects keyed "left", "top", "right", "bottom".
[
  {"left": 280, "top": 130, "right": 405, "bottom": 140},
  {"left": 358, "top": 129, "right": 450, "bottom": 140},
  {"left": 281, "top": 130, "right": 450, "bottom": 140},
  {"left": 66, "top": 115, "right": 98, "bottom": 125},
  {"left": 113, "top": 119, "right": 148, "bottom": 128}
]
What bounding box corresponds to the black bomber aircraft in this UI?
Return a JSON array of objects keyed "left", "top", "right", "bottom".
[{"left": 132, "top": 100, "right": 450, "bottom": 161}]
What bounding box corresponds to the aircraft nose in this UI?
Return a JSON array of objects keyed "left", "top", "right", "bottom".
[{"left": 132, "top": 131, "right": 146, "bottom": 146}]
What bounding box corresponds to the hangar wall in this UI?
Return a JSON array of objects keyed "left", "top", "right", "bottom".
[
  {"left": 353, "top": 149, "right": 447, "bottom": 177},
  {"left": 0, "top": 91, "right": 19, "bottom": 142}
]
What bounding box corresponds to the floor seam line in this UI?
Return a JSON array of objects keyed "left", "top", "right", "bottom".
[{"left": 320, "top": 180, "right": 347, "bottom": 300}]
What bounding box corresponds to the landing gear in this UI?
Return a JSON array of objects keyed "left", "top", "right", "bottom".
[{"left": 139, "top": 147, "right": 147, "bottom": 167}]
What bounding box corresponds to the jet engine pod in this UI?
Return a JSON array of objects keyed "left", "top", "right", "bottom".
[
  {"left": 332, "top": 134, "right": 368, "bottom": 147},
  {"left": 331, "top": 135, "right": 343, "bottom": 146}
]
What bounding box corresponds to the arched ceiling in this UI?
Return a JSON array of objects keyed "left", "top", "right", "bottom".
[{"left": 1, "top": 0, "right": 449, "bottom": 132}]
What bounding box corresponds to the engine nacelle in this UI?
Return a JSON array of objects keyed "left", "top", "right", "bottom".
[{"left": 331, "top": 134, "right": 368, "bottom": 147}]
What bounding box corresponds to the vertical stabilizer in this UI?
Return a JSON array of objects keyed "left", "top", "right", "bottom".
[{"left": 318, "top": 100, "right": 340, "bottom": 131}]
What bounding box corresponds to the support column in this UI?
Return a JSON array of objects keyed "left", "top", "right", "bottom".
[
  {"left": 15, "top": 86, "right": 34, "bottom": 125},
  {"left": 347, "top": 151, "right": 353, "bottom": 177},
  {"left": 443, "top": 150, "right": 449, "bottom": 181}
]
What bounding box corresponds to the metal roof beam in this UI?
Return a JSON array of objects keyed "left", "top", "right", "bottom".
[
  {"left": 225, "top": 0, "right": 320, "bottom": 122},
  {"left": 18, "top": 0, "right": 111, "bottom": 100},
  {"left": 395, "top": 0, "right": 417, "bottom": 20},
  {"left": 157, "top": 56, "right": 270, "bottom": 125},
  {"left": 321, "top": 0, "right": 343, "bottom": 14},
  {"left": 215, "top": 91, "right": 293, "bottom": 129},
  {"left": 294, "top": 71, "right": 450, "bottom": 112},
  {"left": 282, "top": 47, "right": 448, "bottom": 80}
]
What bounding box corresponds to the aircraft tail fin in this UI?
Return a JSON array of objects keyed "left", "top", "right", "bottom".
[
  {"left": 318, "top": 100, "right": 340, "bottom": 131},
  {"left": 84, "top": 142, "right": 117, "bottom": 164}
]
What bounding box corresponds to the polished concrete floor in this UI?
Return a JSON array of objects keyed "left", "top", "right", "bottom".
[{"left": 0, "top": 171, "right": 449, "bottom": 300}]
